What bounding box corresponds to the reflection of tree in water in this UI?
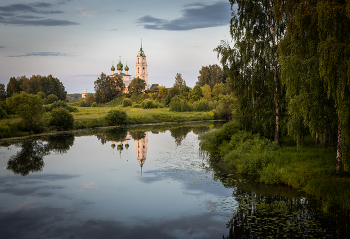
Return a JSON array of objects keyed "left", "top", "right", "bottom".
[
  {"left": 129, "top": 131, "right": 146, "bottom": 140},
  {"left": 7, "top": 134, "right": 75, "bottom": 176},
  {"left": 96, "top": 134, "right": 107, "bottom": 145},
  {"left": 45, "top": 133, "right": 75, "bottom": 154},
  {"left": 204, "top": 157, "right": 350, "bottom": 238},
  {"left": 191, "top": 125, "right": 210, "bottom": 135},
  {"left": 169, "top": 126, "right": 192, "bottom": 146},
  {"left": 105, "top": 127, "right": 128, "bottom": 142},
  {"left": 7, "top": 140, "right": 47, "bottom": 176}
]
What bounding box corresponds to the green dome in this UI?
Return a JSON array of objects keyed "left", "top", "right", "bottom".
[
  {"left": 125, "top": 65, "right": 129, "bottom": 71},
  {"left": 117, "top": 61, "right": 123, "bottom": 71},
  {"left": 111, "top": 65, "right": 115, "bottom": 71}
]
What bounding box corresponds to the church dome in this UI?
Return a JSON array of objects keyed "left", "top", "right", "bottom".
[
  {"left": 111, "top": 65, "right": 115, "bottom": 71},
  {"left": 125, "top": 64, "right": 129, "bottom": 71},
  {"left": 117, "top": 61, "right": 123, "bottom": 71}
]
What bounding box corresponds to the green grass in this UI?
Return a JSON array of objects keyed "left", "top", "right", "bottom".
[
  {"left": 73, "top": 106, "right": 214, "bottom": 127},
  {"left": 200, "top": 120, "right": 350, "bottom": 210}
]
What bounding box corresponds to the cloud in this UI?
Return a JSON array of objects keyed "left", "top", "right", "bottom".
[
  {"left": 0, "top": 46, "right": 5, "bottom": 48},
  {"left": 79, "top": 182, "right": 97, "bottom": 191},
  {"left": 0, "top": 18, "right": 79, "bottom": 26},
  {"left": 0, "top": 2, "right": 79, "bottom": 26},
  {"left": 137, "top": 1, "right": 231, "bottom": 31},
  {"left": 0, "top": 4, "right": 63, "bottom": 14},
  {"left": 7, "top": 52, "right": 73, "bottom": 57},
  {"left": 76, "top": 8, "right": 98, "bottom": 18}
]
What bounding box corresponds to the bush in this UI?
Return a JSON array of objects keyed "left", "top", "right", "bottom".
[
  {"left": 122, "top": 98, "right": 132, "bottom": 107},
  {"left": 79, "top": 99, "right": 90, "bottom": 107},
  {"left": 49, "top": 107, "right": 74, "bottom": 130},
  {"left": 141, "top": 99, "right": 158, "bottom": 109},
  {"left": 105, "top": 109, "right": 127, "bottom": 126},
  {"left": 193, "top": 100, "right": 211, "bottom": 112},
  {"left": 47, "top": 94, "right": 59, "bottom": 104},
  {"left": 132, "top": 103, "right": 142, "bottom": 108},
  {"left": 91, "top": 102, "right": 98, "bottom": 107},
  {"left": 170, "top": 97, "right": 192, "bottom": 112},
  {"left": 45, "top": 100, "right": 78, "bottom": 112},
  {"left": 0, "top": 107, "right": 8, "bottom": 119}
]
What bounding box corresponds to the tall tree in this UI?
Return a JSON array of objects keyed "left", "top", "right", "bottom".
[
  {"left": 128, "top": 77, "right": 146, "bottom": 94},
  {"left": 173, "top": 73, "right": 186, "bottom": 94},
  {"left": 215, "top": 0, "right": 286, "bottom": 141},
  {"left": 0, "top": 84, "right": 6, "bottom": 101},
  {"left": 6, "top": 77, "right": 21, "bottom": 97},
  {"left": 95, "top": 73, "right": 124, "bottom": 104},
  {"left": 197, "top": 64, "right": 225, "bottom": 89},
  {"left": 277, "top": 0, "right": 350, "bottom": 171}
]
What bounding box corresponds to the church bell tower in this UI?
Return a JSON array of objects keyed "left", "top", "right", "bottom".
[{"left": 135, "top": 40, "right": 149, "bottom": 89}]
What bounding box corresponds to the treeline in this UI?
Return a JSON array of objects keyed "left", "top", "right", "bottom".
[
  {"left": 2, "top": 74, "right": 67, "bottom": 100},
  {"left": 214, "top": 0, "right": 350, "bottom": 172}
]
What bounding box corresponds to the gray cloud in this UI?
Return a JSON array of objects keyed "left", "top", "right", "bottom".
[
  {"left": 7, "top": 52, "right": 73, "bottom": 57},
  {"left": 0, "top": 18, "right": 79, "bottom": 26},
  {"left": 0, "top": 46, "right": 5, "bottom": 48},
  {"left": 0, "top": 2, "right": 79, "bottom": 26},
  {"left": 0, "top": 4, "right": 63, "bottom": 14},
  {"left": 137, "top": 1, "right": 231, "bottom": 31}
]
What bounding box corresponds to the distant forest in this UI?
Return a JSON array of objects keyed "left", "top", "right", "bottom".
[{"left": 67, "top": 93, "right": 82, "bottom": 102}]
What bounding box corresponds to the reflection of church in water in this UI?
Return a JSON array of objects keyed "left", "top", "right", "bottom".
[{"left": 113, "top": 132, "right": 148, "bottom": 173}]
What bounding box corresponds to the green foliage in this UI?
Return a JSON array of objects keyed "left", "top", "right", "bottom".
[
  {"left": 94, "top": 73, "right": 124, "bottom": 104},
  {"left": 202, "top": 84, "right": 211, "bottom": 100},
  {"left": 45, "top": 100, "right": 78, "bottom": 112},
  {"left": 79, "top": 99, "right": 90, "bottom": 107},
  {"left": 188, "top": 85, "right": 203, "bottom": 102},
  {"left": 141, "top": 99, "right": 158, "bottom": 109},
  {"left": 0, "top": 83, "right": 6, "bottom": 101},
  {"left": 46, "top": 94, "right": 59, "bottom": 104},
  {"left": 36, "top": 91, "right": 46, "bottom": 99},
  {"left": 215, "top": 0, "right": 286, "bottom": 141},
  {"left": 128, "top": 77, "right": 146, "bottom": 94},
  {"left": 49, "top": 107, "right": 74, "bottom": 131},
  {"left": 122, "top": 98, "right": 132, "bottom": 107},
  {"left": 0, "top": 107, "right": 8, "bottom": 119},
  {"left": 105, "top": 109, "right": 127, "bottom": 126},
  {"left": 91, "top": 102, "right": 97, "bottom": 107},
  {"left": 170, "top": 96, "right": 192, "bottom": 112},
  {"left": 6, "top": 92, "right": 44, "bottom": 132},
  {"left": 197, "top": 64, "right": 225, "bottom": 88}
]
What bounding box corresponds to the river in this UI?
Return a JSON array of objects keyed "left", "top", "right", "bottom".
[{"left": 0, "top": 123, "right": 348, "bottom": 238}]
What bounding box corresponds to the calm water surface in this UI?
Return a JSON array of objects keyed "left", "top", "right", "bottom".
[{"left": 0, "top": 123, "right": 349, "bottom": 239}]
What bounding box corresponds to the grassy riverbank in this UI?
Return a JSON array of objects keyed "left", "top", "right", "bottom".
[
  {"left": 0, "top": 106, "right": 214, "bottom": 139},
  {"left": 200, "top": 120, "right": 350, "bottom": 210}
]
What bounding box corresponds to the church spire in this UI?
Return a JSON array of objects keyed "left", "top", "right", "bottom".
[{"left": 140, "top": 39, "right": 142, "bottom": 51}]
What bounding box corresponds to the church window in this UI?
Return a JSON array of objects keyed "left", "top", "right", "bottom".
[
  {"left": 143, "top": 67, "right": 145, "bottom": 74},
  {"left": 138, "top": 58, "right": 139, "bottom": 64},
  {"left": 138, "top": 68, "right": 139, "bottom": 74}
]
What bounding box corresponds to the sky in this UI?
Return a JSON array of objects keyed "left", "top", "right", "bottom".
[{"left": 0, "top": 0, "right": 233, "bottom": 94}]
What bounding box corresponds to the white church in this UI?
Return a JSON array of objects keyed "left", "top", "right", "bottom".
[
  {"left": 110, "top": 41, "right": 150, "bottom": 92},
  {"left": 82, "top": 41, "right": 149, "bottom": 98}
]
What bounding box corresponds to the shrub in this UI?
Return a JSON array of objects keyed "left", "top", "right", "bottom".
[
  {"left": 45, "top": 100, "right": 78, "bottom": 112},
  {"left": 0, "top": 107, "right": 8, "bottom": 119},
  {"left": 170, "top": 97, "right": 192, "bottom": 112},
  {"left": 132, "top": 103, "right": 142, "bottom": 108},
  {"left": 47, "top": 94, "right": 59, "bottom": 104},
  {"left": 141, "top": 99, "right": 158, "bottom": 109},
  {"left": 193, "top": 100, "right": 211, "bottom": 112},
  {"left": 79, "top": 99, "right": 90, "bottom": 107},
  {"left": 91, "top": 102, "right": 98, "bottom": 107},
  {"left": 105, "top": 109, "right": 127, "bottom": 126},
  {"left": 49, "top": 107, "right": 74, "bottom": 130},
  {"left": 122, "top": 98, "right": 132, "bottom": 107}
]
